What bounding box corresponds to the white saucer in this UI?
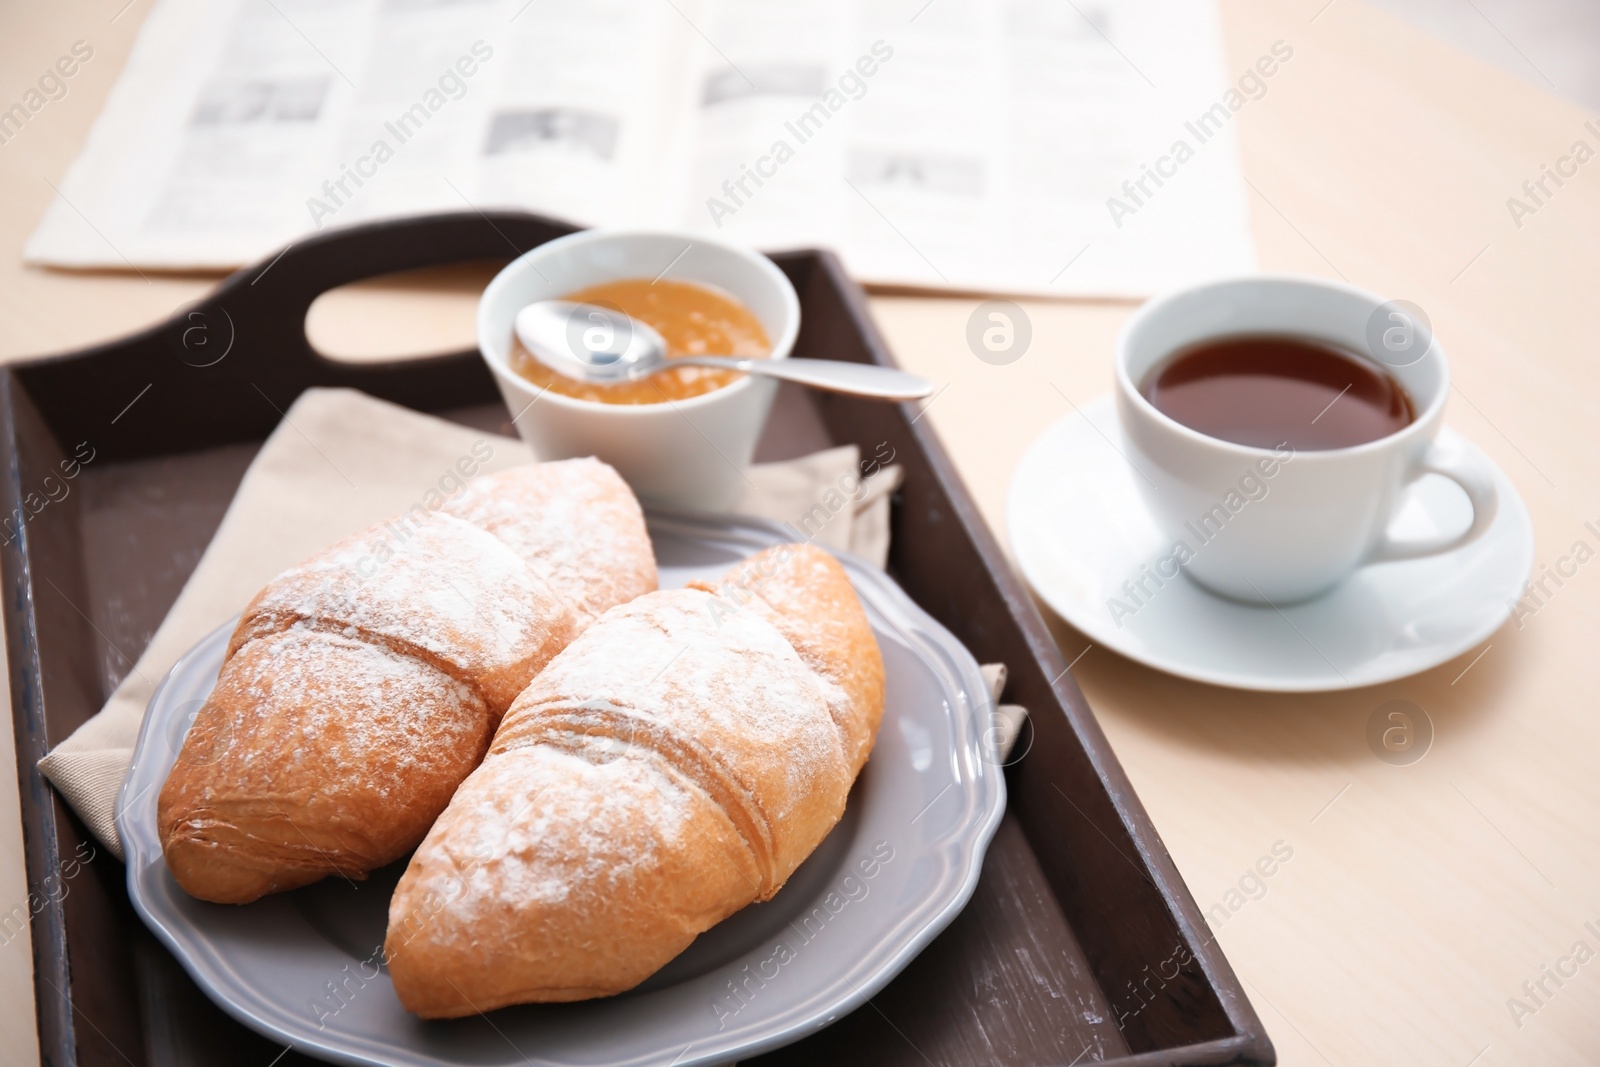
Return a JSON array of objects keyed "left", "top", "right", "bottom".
[{"left": 1008, "top": 396, "right": 1534, "bottom": 692}]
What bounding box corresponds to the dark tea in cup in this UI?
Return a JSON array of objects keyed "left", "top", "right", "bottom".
[{"left": 1142, "top": 334, "right": 1414, "bottom": 451}]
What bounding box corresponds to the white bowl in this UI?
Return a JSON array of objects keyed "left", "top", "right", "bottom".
[{"left": 477, "top": 229, "right": 801, "bottom": 510}]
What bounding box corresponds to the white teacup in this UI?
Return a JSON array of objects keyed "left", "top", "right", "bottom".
[
  {"left": 478, "top": 230, "right": 800, "bottom": 510},
  {"left": 1114, "top": 275, "right": 1499, "bottom": 604}
]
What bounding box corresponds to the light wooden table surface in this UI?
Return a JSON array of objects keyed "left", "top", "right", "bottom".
[{"left": 4, "top": 1, "right": 1598, "bottom": 1064}]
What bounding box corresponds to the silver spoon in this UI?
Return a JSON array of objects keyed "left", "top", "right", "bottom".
[{"left": 514, "top": 300, "right": 935, "bottom": 400}]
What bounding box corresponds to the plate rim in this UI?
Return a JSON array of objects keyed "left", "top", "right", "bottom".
[
  {"left": 1008, "top": 395, "right": 1535, "bottom": 693},
  {"left": 117, "top": 510, "right": 1008, "bottom": 1067}
]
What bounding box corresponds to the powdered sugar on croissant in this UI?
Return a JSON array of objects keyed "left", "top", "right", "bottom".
[
  {"left": 386, "top": 543, "right": 883, "bottom": 1016},
  {"left": 158, "top": 458, "right": 654, "bottom": 904}
]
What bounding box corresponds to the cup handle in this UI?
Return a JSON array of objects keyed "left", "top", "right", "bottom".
[{"left": 1368, "top": 438, "right": 1499, "bottom": 563}]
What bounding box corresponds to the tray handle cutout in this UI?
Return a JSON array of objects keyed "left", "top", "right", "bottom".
[{"left": 17, "top": 212, "right": 582, "bottom": 461}]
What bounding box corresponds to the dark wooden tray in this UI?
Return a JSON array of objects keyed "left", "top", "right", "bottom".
[{"left": 3, "top": 212, "right": 1273, "bottom": 1067}]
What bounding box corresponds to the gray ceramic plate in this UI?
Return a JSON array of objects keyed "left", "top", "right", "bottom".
[{"left": 118, "top": 511, "right": 1007, "bottom": 1067}]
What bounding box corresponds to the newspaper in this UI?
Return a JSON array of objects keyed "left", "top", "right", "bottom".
[{"left": 25, "top": 0, "right": 1257, "bottom": 297}]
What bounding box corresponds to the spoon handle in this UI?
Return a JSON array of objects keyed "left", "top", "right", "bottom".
[{"left": 674, "top": 356, "right": 935, "bottom": 400}]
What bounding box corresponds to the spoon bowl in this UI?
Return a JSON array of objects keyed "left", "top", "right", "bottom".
[{"left": 513, "top": 300, "right": 664, "bottom": 383}]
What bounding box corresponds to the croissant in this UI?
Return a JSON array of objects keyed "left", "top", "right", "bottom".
[
  {"left": 157, "top": 458, "right": 655, "bottom": 904},
  {"left": 384, "top": 543, "right": 884, "bottom": 1017}
]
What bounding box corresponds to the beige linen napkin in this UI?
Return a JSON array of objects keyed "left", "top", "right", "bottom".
[{"left": 39, "top": 387, "right": 916, "bottom": 857}]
